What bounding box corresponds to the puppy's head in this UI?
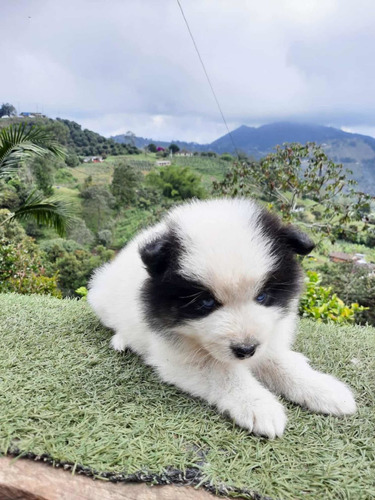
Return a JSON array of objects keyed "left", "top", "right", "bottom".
[{"left": 139, "top": 199, "right": 314, "bottom": 364}]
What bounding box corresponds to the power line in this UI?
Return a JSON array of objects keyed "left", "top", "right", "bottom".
[{"left": 176, "top": 0, "right": 239, "bottom": 157}]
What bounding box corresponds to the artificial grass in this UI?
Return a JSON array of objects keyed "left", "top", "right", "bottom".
[{"left": 0, "top": 293, "right": 374, "bottom": 499}]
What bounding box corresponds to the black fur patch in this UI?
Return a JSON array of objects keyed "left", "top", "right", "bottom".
[
  {"left": 139, "top": 205, "right": 314, "bottom": 332},
  {"left": 257, "top": 208, "right": 314, "bottom": 309},
  {"left": 139, "top": 230, "right": 220, "bottom": 331}
]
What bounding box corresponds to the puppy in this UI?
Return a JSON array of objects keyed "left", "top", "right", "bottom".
[{"left": 88, "top": 198, "right": 356, "bottom": 438}]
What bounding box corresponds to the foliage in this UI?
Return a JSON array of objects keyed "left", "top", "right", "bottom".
[
  {"left": 0, "top": 210, "right": 61, "bottom": 297},
  {"left": 29, "top": 156, "right": 54, "bottom": 195},
  {"left": 168, "top": 143, "right": 180, "bottom": 154},
  {"left": 40, "top": 238, "right": 114, "bottom": 296},
  {"left": 66, "top": 218, "right": 95, "bottom": 247},
  {"left": 65, "top": 151, "right": 80, "bottom": 167},
  {"left": 112, "top": 205, "right": 170, "bottom": 248},
  {"left": 221, "top": 153, "right": 234, "bottom": 162},
  {"left": 110, "top": 161, "right": 142, "bottom": 208},
  {"left": 75, "top": 286, "right": 88, "bottom": 300},
  {"left": 0, "top": 122, "right": 65, "bottom": 179},
  {"left": 0, "top": 123, "right": 74, "bottom": 236},
  {"left": 3, "top": 190, "right": 74, "bottom": 238},
  {"left": 146, "top": 165, "right": 206, "bottom": 200},
  {"left": 97, "top": 229, "right": 112, "bottom": 247},
  {"left": 317, "top": 261, "right": 375, "bottom": 326},
  {"left": 80, "top": 185, "right": 115, "bottom": 233},
  {"left": 0, "top": 103, "right": 17, "bottom": 117},
  {"left": 212, "top": 143, "right": 373, "bottom": 243},
  {"left": 53, "top": 119, "right": 139, "bottom": 157},
  {"left": 147, "top": 143, "right": 157, "bottom": 153},
  {"left": 299, "top": 270, "right": 366, "bottom": 324}
]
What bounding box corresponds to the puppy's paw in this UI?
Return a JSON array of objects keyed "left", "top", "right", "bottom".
[
  {"left": 302, "top": 374, "right": 356, "bottom": 416},
  {"left": 110, "top": 333, "right": 127, "bottom": 352},
  {"left": 231, "top": 395, "right": 287, "bottom": 439}
]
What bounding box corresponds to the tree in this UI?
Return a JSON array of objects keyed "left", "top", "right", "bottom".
[
  {"left": 124, "top": 131, "right": 136, "bottom": 147},
  {"left": 0, "top": 103, "right": 17, "bottom": 117},
  {"left": 146, "top": 165, "right": 206, "bottom": 200},
  {"left": 80, "top": 185, "right": 115, "bottom": 233},
  {"left": 168, "top": 143, "right": 180, "bottom": 154},
  {"left": 213, "top": 142, "right": 373, "bottom": 242},
  {"left": 147, "top": 143, "right": 157, "bottom": 153},
  {"left": 110, "top": 161, "right": 141, "bottom": 208},
  {"left": 0, "top": 123, "right": 73, "bottom": 236},
  {"left": 30, "top": 156, "right": 54, "bottom": 195}
]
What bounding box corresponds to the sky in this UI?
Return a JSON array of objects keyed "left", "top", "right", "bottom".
[{"left": 1, "top": 0, "right": 375, "bottom": 143}]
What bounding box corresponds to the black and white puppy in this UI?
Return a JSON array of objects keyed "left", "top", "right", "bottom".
[{"left": 88, "top": 198, "right": 356, "bottom": 438}]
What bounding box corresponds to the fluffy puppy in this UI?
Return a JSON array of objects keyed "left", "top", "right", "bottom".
[{"left": 88, "top": 198, "right": 356, "bottom": 438}]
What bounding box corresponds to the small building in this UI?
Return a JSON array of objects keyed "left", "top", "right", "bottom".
[
  {"left": 176, "top": 150, "right": 193, "bottom": 157},
  {"left": 156, "top": 160, "right": 171, "bottom": 167},
  {"left": 329, "top": 252, "right": 369, "bottom": 266},
  {"left": 83, "top": 156, "right": 104, "bottom": 163},
  {"left": 20, "top": 112, "right": 46, "bottom": 118},
  {"left": 329, "top": 252, "right": 354, "bottom": 263}
]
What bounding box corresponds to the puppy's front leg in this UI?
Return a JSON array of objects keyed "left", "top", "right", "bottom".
[
  {"left": 252, "top": 350, "right": 356, "bottom": 416},
  {"left": 148, "top": 345, "right": 287, "bottom": 438}
]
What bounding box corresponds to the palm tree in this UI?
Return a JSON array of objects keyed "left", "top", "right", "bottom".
[{"left": 0, "top": 123, "right": 74, "bottom": 236}]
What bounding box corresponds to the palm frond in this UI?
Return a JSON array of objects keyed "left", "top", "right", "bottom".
[
  {"left": 0, "top": 123, "right": 66, "bottom": 178},
  {"left": 7, "top": 190, "right": 75, "bottom": 237}
]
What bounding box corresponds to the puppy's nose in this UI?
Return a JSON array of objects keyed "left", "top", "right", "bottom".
[{"left": 231, "top": 343, "right": 258, "bottom": 359}]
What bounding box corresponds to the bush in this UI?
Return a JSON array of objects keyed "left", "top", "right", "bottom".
[
  {"left": 40, "top": 238, "right": 114, "bottom": 296},
  {"left": 0, "top": 210, "right": 61, "bottom": 298},
  {"left": 299, "top": 271, "right": 366, "bottom": 324},
  {"left": 110, "top": 162, "right": 142, "bottom": 208},
  {"left": 146, "top": 165, "right": 206, "bottom": 200},
  {"left": 317, "top": 261, "right": 375, "bottom": 326}
]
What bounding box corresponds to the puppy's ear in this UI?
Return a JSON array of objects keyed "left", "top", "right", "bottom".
[
  {"left": 280, "top": 225, "right": 315, "bottom": 256},
  {"left": 139, "top": 234, "right": 173, "bottom": 276}
]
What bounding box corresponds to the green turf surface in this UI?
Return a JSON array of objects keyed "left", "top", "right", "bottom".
[{"left": 1, "top": 293, "right": 374, "bottom": 499}]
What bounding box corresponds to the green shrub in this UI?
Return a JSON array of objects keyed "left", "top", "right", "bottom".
[
  {"left": 0, "top": 210, "right": 61, "bottom": 298},
  {"left": 316, "top": 261, "right": 375, "bottom": 326},
  {"left": 40, "top": 238, "right": 114, "bottom": 296},
  {"left": 299, "top": 271, "right": 366, "bottom": 324},
  {"left": 146, "top": 165, "right": 206, "bottom": 200}
]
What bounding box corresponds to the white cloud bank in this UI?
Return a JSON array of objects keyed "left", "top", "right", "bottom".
[{"left": 1, "top": 0, "right": 375, "bottom": 141}]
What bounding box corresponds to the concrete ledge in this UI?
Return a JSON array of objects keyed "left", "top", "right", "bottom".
[{"left": 0, "top": 457, "right": 222, "bottom": 500}]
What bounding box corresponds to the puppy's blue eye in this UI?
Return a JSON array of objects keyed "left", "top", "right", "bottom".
[
  {"left": 200, "top": 297, "right": 216, "bottom": 309},
  {"left": 255, "top": 292, "right": 267, "bottom": 304}
]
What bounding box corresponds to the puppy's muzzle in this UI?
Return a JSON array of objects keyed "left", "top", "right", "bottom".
[{"left": 231, "top": 343, "right": 258, "bottom": 359}]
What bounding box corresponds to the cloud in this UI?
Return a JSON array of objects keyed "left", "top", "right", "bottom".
[{"left": 1, "top": 0, "right": 375, "bottom": 141}]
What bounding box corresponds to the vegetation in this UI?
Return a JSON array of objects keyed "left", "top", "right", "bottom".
[
  {"left": 0, "top": 123, "right": 73, "bottom": 236},
  {"left": 299, "top": 271, "right": 366, "bottom": 324},
  {"left": 146, "top": 164, "right": 206, "bottom": 200},
  {"left": 213, "top": 143, "right": 372, "bottom": 242},
  {"left": 0, "top": 103, "right": 17, "bottom": 117},
  {"left": 1, "top": 113, "right": 375, "bottom": 325},
  {"left": 111, "top": 160, "right": 142, "bottom": 207},
  {"left": 0, "top": 210, "right": 61, "bottom": 297}
]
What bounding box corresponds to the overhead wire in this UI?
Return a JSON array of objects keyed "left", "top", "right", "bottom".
[{"left": 176, "top": 0, "right": 240, "bottom": 158}]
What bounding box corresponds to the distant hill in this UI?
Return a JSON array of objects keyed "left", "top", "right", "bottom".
[
  {"left": 0, "top": 116, "right": 138, "bottom": 157},
  {"left": 113, "top": 122, "right": 375, "bottom": 193},
  {"left": 112, "top": 133, "right": 206, "bottom": 153}
]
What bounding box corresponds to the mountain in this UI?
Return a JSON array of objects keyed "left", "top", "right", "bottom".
[
  {"left": 210, "top": 122, "right": 375, "bottom": 156},
  {"left": 112, "top": 134, "right": 206, "bottom": 152},
  {"left": 113, "top": 122, "right": 375, "bottom": 193}
]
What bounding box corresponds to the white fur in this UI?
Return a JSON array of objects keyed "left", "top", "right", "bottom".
[{"left": 88, "top": 199, "right": 356, "bottom": 438}]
